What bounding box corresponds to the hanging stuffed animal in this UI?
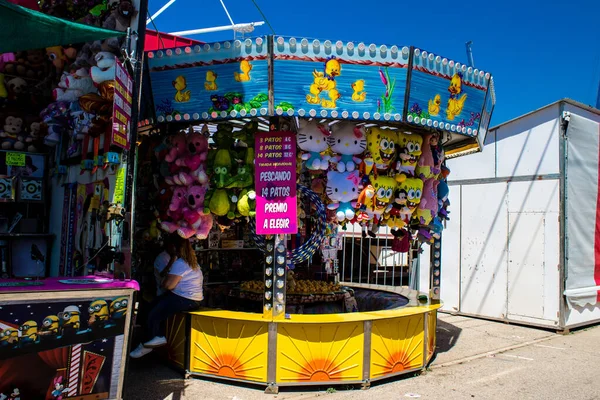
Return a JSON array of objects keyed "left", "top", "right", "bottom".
[
  {"left": 385, "top": 177, "right": 423, "bottom": 232},
  {"left": 430, "top": 132, "right": 444, "bottom": 178},
  {"left": 237, "top": 189, "right": 256, "bottom": 218},
  {"left": 178, "top": 185, "right": 212, "bottom": 239},
  {"left": 360, "top": 127, "right": 397, "bottom": 182},
  {"left": 414, "top": 178, "right": 439, "bottom": 227},
  {"left": 297, "top": 119, "right": 331, "bottom": 170},
  {"left": 165, "top": 131, "right": 187, "bottom": 163},
  {"left": 415, "top": 132, "right": 436, "bottom": 180},
  {"left": 355, "top": 175, "right": 396, "bottom": 237},
  {"left": 328, "top": 123, "right": 366, "bottom": 172},
  {"left": 395, "top": 131, "right": 423, "bottom": 182},
  {"left": 326, "top": 170, "right": 360, "bottom": 222},
  {"left": 53, "top": 68, "right": 97, "bottom": 102},
  {"left": 160, "top": 186, "right": 187, "bottom": 233}
]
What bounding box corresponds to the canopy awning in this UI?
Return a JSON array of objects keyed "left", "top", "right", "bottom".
[{"left": 0, "top": 0, "right": 126, "bottom": 53}]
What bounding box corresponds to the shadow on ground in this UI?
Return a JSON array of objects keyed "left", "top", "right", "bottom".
[{"left": 436, "top": 317, "right": 462, "bottom": 354}]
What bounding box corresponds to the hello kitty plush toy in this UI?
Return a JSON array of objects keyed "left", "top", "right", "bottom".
[
  {"left": 326, "top": 170, "right": 361, "bottom": 222},
  {"left": 297, "top": 119, "right": 331, "bottom": 170},
  {"left": 328, "top": 123, "right": 367, "bottom": 172}
]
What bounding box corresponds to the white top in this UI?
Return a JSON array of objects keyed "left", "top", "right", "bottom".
[
  {"left": 169, "top": 259, "right": 204, "bottom": 302},
  {"left": 153, "top": 251, "right": 171, "bottom": 297}
]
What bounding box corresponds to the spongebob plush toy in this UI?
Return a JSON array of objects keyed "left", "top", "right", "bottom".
[
  {"left": 361, "top": 127, "right": 397, "bottom": 177},
  {"left": 355, "top": 175, "right": 396, "bottom": 237},
  {"left": 395, "top": 132, "right": 423, "bottom": 182}
]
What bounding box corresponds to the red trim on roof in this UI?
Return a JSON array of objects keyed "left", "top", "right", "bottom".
[{"left": 144, "top": 30, "right": 204, "bottom": 51}]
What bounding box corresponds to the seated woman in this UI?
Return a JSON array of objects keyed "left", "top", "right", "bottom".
[{"left": 130, "top": 234, "right": 203, "bottom": 359}]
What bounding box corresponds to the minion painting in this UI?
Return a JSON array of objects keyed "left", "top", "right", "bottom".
[
  {"left": 58, "top": 305, "right": 81, "bottom": 335},
  {"left": 88, "top": 299, "right": 110, "bottom": 328},
  {"left": 18, "top": 321, "right": 38, "bottom": 345}
]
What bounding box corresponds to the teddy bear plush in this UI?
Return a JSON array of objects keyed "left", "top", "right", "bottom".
[
  {"left": 0, "top": 115, "right": 25, "bottom": 150},
  {"left": 6, "top": 77, "right": 27, "bottom": 100},
  {"left": 25, "top": 121, "right": 45, "bottom": 152}
]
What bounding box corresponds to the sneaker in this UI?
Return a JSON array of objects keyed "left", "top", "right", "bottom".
[
  {"left": 130, "top": 344, "right": 153, "bottom": 359},
  {"left": 143, "top": 336, "right": 167, "bottom": 348}
]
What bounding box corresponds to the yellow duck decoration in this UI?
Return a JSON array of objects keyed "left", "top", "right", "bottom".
[
  {"left": 306, "top": 58, "right": 342, "bottom": 108},
  {"left": 445, "top": 72, "right": 467, "bottom": 120},
  {"left": 351, "top": 79, "right": 366, "bottom": 102},
  {"left": 234, "top": 60, "right": 252, "bottom": 82},
  {"left": 172, "top": 75, "right": 191, "bottom": 102},
  {"left": 446, "top": 94, "right": 468, "bottom": 120},
  {"left": 204, "top": 70, "right": 218, "bottom": 91},
  {"left": 428, "top": 94, "right": 441, "bottom": 116}
]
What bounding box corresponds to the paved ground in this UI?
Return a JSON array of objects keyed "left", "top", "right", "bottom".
[{"left": 124, "top": 314, "right": 600, "bottom": 400}]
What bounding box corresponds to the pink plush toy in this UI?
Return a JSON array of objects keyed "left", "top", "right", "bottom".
[
  {"left": 415, "top": 178, "right": 439, "bottom": 226},
  {"left": 165, "top": 132, "right": 187, "bottom": 163},
  {"left": 328, "top": 123, "right": 367, "bottom": 172},
  {"left": 416, "top": 133, "right": 435, "bottom": 180},
  {"left": 178, "top": 185, "right": 209, "bottom": 239},
  {"left": 160, "top": 187, "right": 187, "bottom": 233}
]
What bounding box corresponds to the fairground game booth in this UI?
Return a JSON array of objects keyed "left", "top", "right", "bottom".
[
  {"left": 134, "top": 36, "right": 496, "bottom": 393},
  {"left": 0, "top": 0, "right": 148, "bottom": 399}
]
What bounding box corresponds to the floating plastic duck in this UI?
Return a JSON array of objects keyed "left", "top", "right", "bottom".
[
  {"left": 204, "top": 70, "right": 218, "bottom": 91},
  {"left": 351, "top": 79, "right": 366, "bottom": 102},
  {"left": 234, "top": 60, "right": 252, "bottom": 82},
  {"left": 446, "top": 94, "right": 467, "bottom": 120},
  {"left": 173, "top": 75, "right": 191, "bottom": 102},
  {"left": 428, "top": 94, "right": 441, "bottom": 116}
]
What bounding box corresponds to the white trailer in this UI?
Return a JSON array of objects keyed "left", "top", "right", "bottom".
[{"left": 424, "top": 99, "right": 600, "bottom": 331}]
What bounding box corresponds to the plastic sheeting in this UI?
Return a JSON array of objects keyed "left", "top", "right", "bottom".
[{"left": 565, "top": 113, "right": 600, "bottom": 307}]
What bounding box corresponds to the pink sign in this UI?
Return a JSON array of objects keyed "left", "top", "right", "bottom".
[
  {"left": 255, "top": 131, "right": 297, "bottom": 234},
  {"left": 112, "top": 59, "right": 133, "bottom": 150}
]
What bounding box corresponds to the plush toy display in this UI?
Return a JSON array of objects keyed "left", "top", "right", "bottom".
[
  {"left": 24, "top": 121, "right": 45, "bottom": 152},
  {"left": 53, "top": 68, "right": 96, "bottom": 102},
  {"left": 297, "top": 119, "right": 331, "bottom": 170},
  {"left": 414, "top": 178, "right": 439, "bottom": 226},
  {"left": 178, "top": 185, "right": 213, "bottom": 239},
  {"left": 237, "top": 189, "right": 256, "bottom": 218},
  {"left": 90, "top": 52, "right": 116, "bottom": 84},
  {"left": 0, "top": 115, "right": 25, "bottom": 150},
  {"left": 355, "top": 175, "right": 397, "bottom": 237},
  {"left": 415, "top": 132, "right": 435, "bottom": 180},
  {"left": 396, "top": 131, "right": 423, "bottom": 182},
  {"left": 326, "top": 170, "right": 360, "bottom": 222},
  {"left": 328, "top": 123, "right": 366, "bottom": 172},
  {"left": 361, "top": 127, "right": 397, "bottom": 177}
]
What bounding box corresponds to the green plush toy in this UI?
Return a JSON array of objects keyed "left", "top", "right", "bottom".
[
  {"left": 237, "top": 189, "right": 256, "bottom": 217},
  {"left": 204, "top": 188, "right": 238, "bottom": 219}
]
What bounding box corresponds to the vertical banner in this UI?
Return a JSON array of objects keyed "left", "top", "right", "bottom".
[
  {"left": 254, "top": 131, "right": 297, "bottom": 235},
  {"left": 112, "top": 59, "right": 133, "bottom": 150}
]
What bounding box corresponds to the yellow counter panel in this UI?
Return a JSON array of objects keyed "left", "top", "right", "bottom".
[{"left": 169, "top": 301, "right": 441, "bottom": 391}]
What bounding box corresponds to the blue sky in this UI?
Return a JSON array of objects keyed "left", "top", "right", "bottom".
[{"left": 146, "top": 0, "right": 600, "bottom": 126}]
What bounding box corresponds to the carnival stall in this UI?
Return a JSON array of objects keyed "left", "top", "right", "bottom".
[
  {"left": 0, "top": 1, "right": 145, "bottom": 398},
  {"left": 134, "top": 36, "right": 495, "bottom": 392}
]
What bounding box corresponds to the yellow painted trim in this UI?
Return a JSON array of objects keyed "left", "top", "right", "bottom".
[{"left": 187, "top": 302, "right": 442, "bottom": 324}]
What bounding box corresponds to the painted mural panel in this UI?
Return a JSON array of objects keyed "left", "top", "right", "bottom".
[
  {"left": 147, "top": 38, "right": 269, "bottom": 122},
  {"left": 273, "top": 37, "right": 408, "bottom": 121},
  {"left": 406, "top": 48, "right": 491, "bottom": 136},
  {"left": 0, "top": 296, "right": 129, "bottom": 399}
]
